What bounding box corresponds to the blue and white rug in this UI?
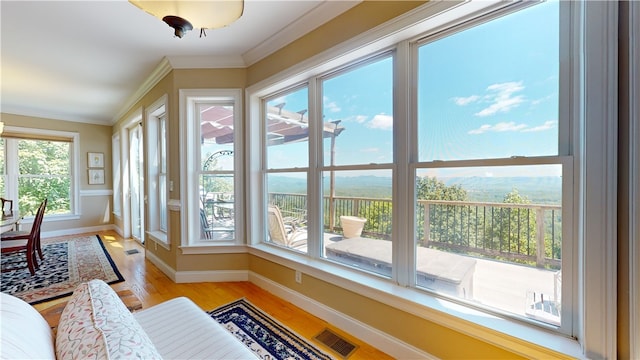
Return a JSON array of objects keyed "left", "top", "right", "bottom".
[{"left": 209, "top": 298, "right": 334, "bottom": 360}]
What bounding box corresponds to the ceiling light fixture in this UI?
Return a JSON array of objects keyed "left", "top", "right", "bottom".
[{"left": 129, "top": 1, "right": 244, "bottom": 38}]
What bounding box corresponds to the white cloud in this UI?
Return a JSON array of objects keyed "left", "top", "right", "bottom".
[
  {"left": 323, "top": 96, "right": 341, "bottom": 113},
  {"left": 468, "top": 121, "right": 528, "bottom": 134},
  {"left": 521, "top": 120, "right": 557, "bottom": 132},
  {"left": 452, "top": 95, "right": 480, "bottom": 106},
  {"left": 474, "top": 81, "right": 525, "bottom": 117},
  {"left": 468, "top": 120, "right": 557, "bottom": 135},
  {"left": 367, "top": 114, "right": 393, "bottom": 130},
  {"left": 354, "top": 115, "right": 367, "bottom": 124},
  {"left": 361, "top": 147, "right": 379, "bottom": 153}
]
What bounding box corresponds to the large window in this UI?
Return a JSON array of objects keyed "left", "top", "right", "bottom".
[
  {"left": 180, "top": 89, "right": 243, "bottom": 248},
  {"left": 319, "top": 56, "right": 394, "bottom": 276},
  {"left": 250, "top": 0, "right": 618, "bottom": 356},
  {"left": 255, "top": 0, "right": 578, "bottom": 338},
  {"left": 146, "top": 95, "right": 169, "bottom": 245},
  {"left": 413, "top": 0, "right": 569, "bottom": 331},
  {"left": 265, "top": 86, "right": 310, "bottom": 252},
  {"left": 1, "top": 127, "right": 79, "bottom": 218}
]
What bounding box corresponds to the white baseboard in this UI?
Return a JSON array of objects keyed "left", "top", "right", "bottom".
[
  {"left": 175, "top": 270, "right": 249, "bottom": 283},
  {"left": 145, "top": 250, "right": 177, "bottom": 282},
  {"left": 249, "top": 272, "right": 437, "bottom": 360},
  {"left": 144, "top": 251, "right": 249, "bottom": 283},
  {"left": 42, "top": 224, "right": 116, "bottom": 239}
]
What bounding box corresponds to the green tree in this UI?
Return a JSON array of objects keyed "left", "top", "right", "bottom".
[
  {"left": 488, "top": 189, "right": 536, "bottom": 263},
  {"left": 201, "top": 151, "right": 234, "bottom": 195},
  {"left": 17, "top": 139, "right": 70, "bottom": 215},
  {"left": 358, "top": 200, "right": 392, "bottom": 239},
  {"left": 416, "top": 177, "right": 468, "bottom": 246}
]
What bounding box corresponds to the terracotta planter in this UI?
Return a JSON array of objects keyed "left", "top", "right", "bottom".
[{"left": 340, "top": 215, "right": 367, "bottom": 238}]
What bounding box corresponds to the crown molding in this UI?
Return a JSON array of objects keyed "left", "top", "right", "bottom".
[
  {"left": 166, "top": 55, "right": 246, "bottom": 69},
  {"left": 1, "top": 107, "right": 112, "bottom": 126},
  {"left": 111, "top": 57, "right": 173, "bottom": 125},
  {"left": 242, "top": 1, "right": 361, "bottom": 66}
]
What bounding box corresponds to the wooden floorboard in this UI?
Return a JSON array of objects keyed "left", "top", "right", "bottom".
[{"left": 34, "top": 230, "right": 392, "bottom": 360}]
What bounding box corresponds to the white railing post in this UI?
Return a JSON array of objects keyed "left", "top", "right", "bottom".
[
  {"left": 536, "top": 208, "right": 545, "bottom": 267},
  {"left": 423, "top": 202, "right": 430, "bottom": 246}
]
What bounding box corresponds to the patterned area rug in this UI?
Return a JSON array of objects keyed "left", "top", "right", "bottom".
[
  {"left": 1, "top": 235, "right": 124, "bottom": 304},
  {"left": 209, "top": 298, "right": 334, "bottom": 360}
]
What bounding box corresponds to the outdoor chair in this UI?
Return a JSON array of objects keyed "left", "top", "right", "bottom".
[
  {"left": 1, "top": 198, "right": 46, "bottom": 275},
  {"left": 267, "top": 205, "right": 307, "bottom": 250},
  {"left": 200, "top": 207, "right": 234, "bottom": 240},
  {"left": 200, "top": 208, "right": 216, "bottom": 239}
]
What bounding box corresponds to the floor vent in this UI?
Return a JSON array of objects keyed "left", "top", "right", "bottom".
[
  {"left": 314, "top": 328, "right": 358, "bottom": 359},
  {"left": 124, "top": 249, "right": 140, "bottom": 255}
]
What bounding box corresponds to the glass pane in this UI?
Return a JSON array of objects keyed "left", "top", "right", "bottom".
[
  {"left": 200, "top": 174, "right": 235, "bottom": 241},
  {"left": 322, "top": 169, "right": 392, "bottom": 279},
  {"left": 415, "top": 164, "right": 562, "bottom": 326},
  {"left": 267, "top": 172, "right": 308, "bottom": 252},
  {"left": 159, "top": 173, "right": 167, "bottom": 231},
  {"left": 266, "top": 87, "right": 309, "bottom": 169},
  {"left": 418, "top": 1, "right": 559, "bottom": 161},
  {"left": 322, "top": 56, "right": 393, "bottom": 166},
  {"left": 200, "top": 104, "right": 235, "bottom": 171},
  {"left": 160, "top": 117, "right": 167, "bottom": 173},
  {"left": 17, "top": 139, "right": 71, "bottom": 215}
]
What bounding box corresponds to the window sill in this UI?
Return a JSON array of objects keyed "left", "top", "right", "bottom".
[
  {"left": 180, "top": 243, "right": 248, "bottom": 255},
  {"left": 146, "top": 230, "right": 169, "bottom": 250},
  {"left": 248, "top": 243, "right": 583, "bottom": 359}
]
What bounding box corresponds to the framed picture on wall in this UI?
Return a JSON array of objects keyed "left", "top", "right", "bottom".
[
  {"left": 88, "top": 169, "right": 105, "bottom": 185},
  {"left": 88, "top": 152, "right": 104, "bottom": 168}
]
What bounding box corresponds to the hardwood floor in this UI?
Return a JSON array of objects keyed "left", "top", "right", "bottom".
[{"left": 34, "top": 230, "right": 392, "bottom": 360}]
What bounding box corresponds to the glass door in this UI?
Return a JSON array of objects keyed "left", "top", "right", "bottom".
[{"left": 129, "top": 124, "right": 144, "bottom": 243}]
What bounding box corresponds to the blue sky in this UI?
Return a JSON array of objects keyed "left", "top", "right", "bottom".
[{"left": 267, "top": 1, "right": 560, "bottom": 177}]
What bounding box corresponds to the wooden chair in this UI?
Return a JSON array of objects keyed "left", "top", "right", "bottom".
[
  {"left": 2, "top": 198, "right": 47, "bottom": 261},
  {"left": 1, "top": 199, "right": 46, "bottom": 275}
]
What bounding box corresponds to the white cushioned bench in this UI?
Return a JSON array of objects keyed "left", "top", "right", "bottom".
[{"left": 1, "top": 279, "right": 256, "bottom": 359}]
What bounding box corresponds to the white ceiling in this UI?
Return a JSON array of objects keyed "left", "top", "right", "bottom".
[{"left": 0, "top": 0, "right": 359, "bottom": 125}]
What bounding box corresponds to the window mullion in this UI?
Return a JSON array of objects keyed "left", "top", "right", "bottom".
[
  {"left": 307, "top": 77, "right": 322, "bottom": 258},
  {"left": 394, "top": 41, "right": 412, "bottom": 286},
  {"left": 5, "top": 139, "right": 19, "bottom": 202}
]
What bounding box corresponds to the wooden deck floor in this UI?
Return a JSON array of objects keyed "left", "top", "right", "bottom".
[{"left": 322, "top": 236, "right": 560, "bottom": 322}]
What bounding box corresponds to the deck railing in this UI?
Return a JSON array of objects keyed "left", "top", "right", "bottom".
[{"left": 268, "top": 193, "right": 562, "bottom": 268}]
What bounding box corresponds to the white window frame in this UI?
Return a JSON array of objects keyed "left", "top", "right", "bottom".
[
  {"left": 112, "top": 133, "right": 122, "bottom": 218},
  {"left": 406, "top": 1, "right": 574, "bottom": 336},
  {"left": 119, "top": 108, "right": 143, "bottom": 240},
  {"left": 247, "top": 0, "right": 617, "bottom": 358},
  {"left": 2, "top": 126, "right": 80, "bottom": 221},
  {"left": 179, "top": 89, "right": 244, "bottom": 253},
  {"left": 146, "top": 94, "right": 169, "bottom": 247}
]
